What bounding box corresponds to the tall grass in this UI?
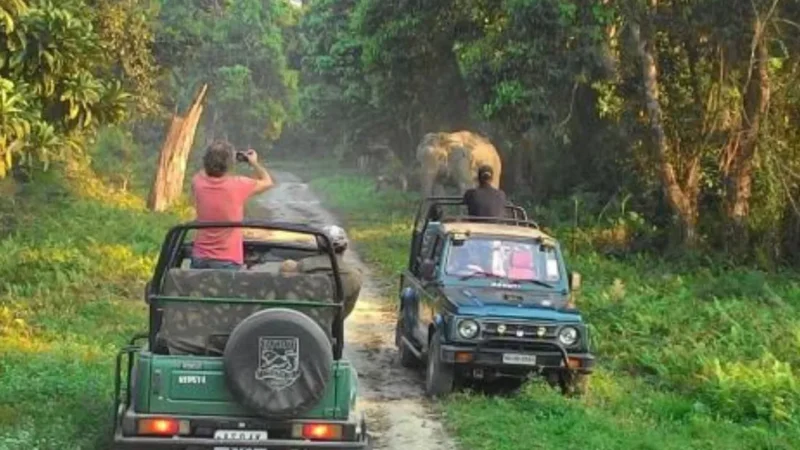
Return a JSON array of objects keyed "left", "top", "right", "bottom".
[
  {"left": 2, "top": 154, "right": 799, "bottom": 449},
  {"left": 306, "top": 170, "right": 800, "bottom": 449},
  {"left": 0, "top": 162, "right": 186, "bottom": 449}
]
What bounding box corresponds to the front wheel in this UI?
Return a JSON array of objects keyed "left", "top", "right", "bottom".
[
  {"left": 559, "top": 371, "right": 589, "bottom": 397},
  {"left": 425, "top": 329, "right": 456, "bottom": 398},
  {"left": 395, "top": 318, "right": 420, "bottom": 368}
]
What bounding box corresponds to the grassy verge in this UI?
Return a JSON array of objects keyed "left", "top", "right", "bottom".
[
  {"left": 0, "top": 165, "right": 190, "bottom": 449},
  {"left": 304, "top": 170, "right": 800, "bottom": 449},
  {"left": 2, "top": 157, "right": 798, "bottom": 449}
]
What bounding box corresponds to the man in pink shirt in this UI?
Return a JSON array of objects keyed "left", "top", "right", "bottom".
[{"left": 190, "top": 140, "right": 275, "bottom": 269}]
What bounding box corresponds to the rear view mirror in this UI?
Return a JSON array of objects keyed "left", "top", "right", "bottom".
[
  {"left": 569, "top": 272, "right": 581, "bottom": 291},
  {"left": 420, "top": 260, "right": 436, "bottom": 281}
]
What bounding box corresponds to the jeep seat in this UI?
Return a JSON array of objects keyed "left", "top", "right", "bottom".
[
  {"left": 509, "top": 249, "right": 536, "bottom": 279},
  {"left": 156, "top": 268, "right": 335, "bottom": 355}
]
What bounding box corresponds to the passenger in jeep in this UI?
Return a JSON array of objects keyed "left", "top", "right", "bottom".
[
  {"left": 297, "top": 225, "right": 363, "bottom": 319},
  {"left": 190, "top": 140, "right": 275, "bottom": 269},
  {"left": 446, "top": 244, "right": 484, "bottom": 276},
  {"left": 463, "top": 165, "right": 507, "bottom": 218}
]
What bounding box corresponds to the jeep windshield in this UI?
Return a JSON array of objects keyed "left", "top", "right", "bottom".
[{"left": 444, "top": 236, "right": 562, "bottom": 287}]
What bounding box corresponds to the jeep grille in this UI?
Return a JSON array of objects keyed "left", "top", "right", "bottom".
[{"left": 480, "top": 321, "right": 557, "bottom": 341}]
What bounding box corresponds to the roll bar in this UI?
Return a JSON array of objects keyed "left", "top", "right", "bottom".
[{"left": 146, "top": 220, "right": 345, "bottom": 359}]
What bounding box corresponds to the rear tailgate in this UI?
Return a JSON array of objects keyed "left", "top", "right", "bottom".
[{"left": 134, "top": 353, "right": 355, "bottom": 419}]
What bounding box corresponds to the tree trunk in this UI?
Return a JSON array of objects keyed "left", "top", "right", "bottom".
[
  {"left": 147, "top": 84, "right": 208, "bottom": 212},
  {"left": 631, "top": 23, "right": 700, "bottom": 247},
  {"left": 438, "top": 45, "right": 473, "bottom": 131},
  {"left": 723, "top": 17, "right": 770, "bottom": 246}
]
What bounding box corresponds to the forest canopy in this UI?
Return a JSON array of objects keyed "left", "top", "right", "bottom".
[{"left": 2, "top": 0, "right": 800, "bottom": 263}]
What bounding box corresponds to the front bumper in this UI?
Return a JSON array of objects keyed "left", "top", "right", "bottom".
[
  {"left": 113, "top": 407, "right": 371, "bottom": 450},
  {"left": 440, "top": 342, "right": 595, "bottom": 375}
]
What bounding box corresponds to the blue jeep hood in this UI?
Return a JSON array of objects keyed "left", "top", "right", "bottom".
[{"left": 443, "top": 286, "right": 581, "bottom": 321}]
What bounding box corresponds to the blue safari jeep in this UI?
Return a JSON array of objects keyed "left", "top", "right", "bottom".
[{"left": 394, "top": 197, "right": 595, "bottom": 397}]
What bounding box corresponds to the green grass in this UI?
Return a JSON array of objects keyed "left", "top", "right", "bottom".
[
  {"left": 305, "top": 170, "right": 800, "bottom": 449},
  {"left": 2, "top": 158, "right": 800, "bottom": 449},
  {"left": 0, "top": 174, "right": 184, "bottom": 449}
]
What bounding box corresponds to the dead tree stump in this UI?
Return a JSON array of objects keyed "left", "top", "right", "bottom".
[{"left": 147, "top": 84, "right": 209, "bottom": 212}]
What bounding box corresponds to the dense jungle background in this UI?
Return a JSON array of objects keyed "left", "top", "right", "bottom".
[{"left": 1, "top": 0, "right": 800, "bottom": 448}]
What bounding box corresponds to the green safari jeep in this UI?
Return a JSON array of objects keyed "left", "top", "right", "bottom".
[{"left": 111, "top": 220, "right": 371, "bottom": 449}]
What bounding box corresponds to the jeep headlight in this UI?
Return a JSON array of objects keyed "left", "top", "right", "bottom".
[
  {"left": 457, "top": 319, "right": 480, "bottom": 339},
  {"left": 558, "top": 326, "right": 579, "bottom": 346}
]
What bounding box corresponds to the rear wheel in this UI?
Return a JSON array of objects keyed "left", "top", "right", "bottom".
[{"left": 425, "top": 329, "right": 456, "bottom": 398}]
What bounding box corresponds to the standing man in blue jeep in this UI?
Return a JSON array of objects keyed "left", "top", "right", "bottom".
[
  {"left": 463, "top": 164, "right": 507, "bottom": 218},
  {"left": 190, "top": 140, "right": 275, "bottom": 269}
]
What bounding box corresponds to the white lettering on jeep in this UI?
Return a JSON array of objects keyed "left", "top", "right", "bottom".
[{"left": 178, "top": 375, "right": 207, "bottom": 384}]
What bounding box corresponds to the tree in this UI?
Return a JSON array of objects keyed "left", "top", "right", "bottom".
[
  {"left": 352, "top": 0, "right": 476, "bottom": 156},
  {"left": 154, "top": 0, "right": 300, "bottom": 151},
  {"left": 0, "top": 0, "right": 159, "bottom": 179},
  {"left": 148, "top": 84, "right": 208, "bottom": 212},
  {"left": 293, "top": 0, "right": 800, "bottom": 260}
]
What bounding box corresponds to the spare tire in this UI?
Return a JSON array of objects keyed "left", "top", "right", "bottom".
[{"left": 223, "top": 308, "right": 333, "bottom": 419}]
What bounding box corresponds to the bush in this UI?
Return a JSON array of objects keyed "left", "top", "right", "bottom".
[
  {"left": 0, "top": 171, "right": 182, "bottom": 449},
  {"left": 306, "top": 170, "right": 800, "bottom": 448}
]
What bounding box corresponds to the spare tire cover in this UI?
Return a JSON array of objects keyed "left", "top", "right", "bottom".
[{"left": 223, "top": 308, "right": 333, "bottom": 419}]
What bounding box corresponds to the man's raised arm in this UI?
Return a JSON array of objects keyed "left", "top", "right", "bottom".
[{"left": 244, "top": 149, "right": 275, "bottom": 194}]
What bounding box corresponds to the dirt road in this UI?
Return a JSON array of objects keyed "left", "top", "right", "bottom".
[{"left": 249, "top": 171, "right": 458, "bottom": 450}]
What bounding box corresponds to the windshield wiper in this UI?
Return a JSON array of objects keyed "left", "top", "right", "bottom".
[
  {"left": 514, "top": 279, "right": 555, "bottom": 289},
  {"left": 459, "top": 271, "right": 505, "bottom": 281}
]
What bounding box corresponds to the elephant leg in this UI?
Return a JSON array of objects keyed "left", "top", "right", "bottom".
[
  {"left": 449, "top": 156, "right": 474, "bottom": 197},
  {"left": 432, "top": 182, "right": 446, "bottom": 197},
  {"left": 420, "top": 167, "right": 438, "bottom": 198}
]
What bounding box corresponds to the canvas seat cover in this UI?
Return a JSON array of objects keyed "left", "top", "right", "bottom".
[{"left": 157, "top": 268, "right": 335, "bottom": 355}]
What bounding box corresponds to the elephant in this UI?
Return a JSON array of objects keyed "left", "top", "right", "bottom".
[{"left": 415, "top": 130, "right": 503, "bottom": 198}]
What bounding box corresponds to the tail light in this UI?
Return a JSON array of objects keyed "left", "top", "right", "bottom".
[
  {"left": 138, "top": 418, "right": 188, "bottom": 436},
  {"left": 292, "top": 423, "right": 343, "bottom": 440}
]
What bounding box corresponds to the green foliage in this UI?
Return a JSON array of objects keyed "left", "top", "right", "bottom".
[
  {"left": 307, "top": 170, "right": 800, "bottom": 448},
  {"left": 90, "top": 0, "right": 162, "bottom": 118},
  {"left": 0, "top": 173, "right": 182, "bottom": 449},
  {"left": 290, "top": 0, "right": 378, "bottom": 158},
  {"left": 459, "top": 0, "right": 611, "bottom": 131},
  {"left": 291, "top": 0, "right": 800, "bottom": 263},
  {"left": 88, "top": 125, "right": 153, "bottom": 192},
  {"left": 154, "top": 0, "right": 300, "bottom": 149},
  {"left": 0, "top": 0, "right": 159, "bottom": 179},
  {"left": 309, "top": 173, "right": 415, "bottom": 276}
]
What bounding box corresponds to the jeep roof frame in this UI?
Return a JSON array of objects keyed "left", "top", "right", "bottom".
[
  {"left": 145, "top": 220, "right": 345, "bottom": 359},
  {"left": 408, "top": 196, "right": 539, "bottom": 271}
]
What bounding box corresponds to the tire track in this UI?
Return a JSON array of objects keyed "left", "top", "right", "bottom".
[{"left": 249, "top": 171, "right": 457, "bottom": 450}]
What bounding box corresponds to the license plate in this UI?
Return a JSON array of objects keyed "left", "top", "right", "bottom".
[
  {"left": 213, "top": 429, "right": 268, "bottom": 450},
  {"left": 502, "top": 353, "right": 537, "bottom": 366}
]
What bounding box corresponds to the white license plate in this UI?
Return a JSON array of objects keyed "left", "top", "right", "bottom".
[
  {"left": 502, "top": 353, "right": 537, "bottom": 366},
  {"left": 213, "top": 429, "right": 268, "bottom": 450}
]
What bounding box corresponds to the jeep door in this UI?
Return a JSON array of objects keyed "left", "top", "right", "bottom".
[{"left": 400, "top": 229, "right": 445, "bottom": 351}]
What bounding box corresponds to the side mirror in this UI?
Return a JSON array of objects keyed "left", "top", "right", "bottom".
[
  {"left": 569, "top": 272, "right": 581, "bottom": 291},
  {"left": 400, "top": 287, "right": 419, "bottom": 305},
  {"left": 420, "top": 260, "right": 436, "bottom": 281}
]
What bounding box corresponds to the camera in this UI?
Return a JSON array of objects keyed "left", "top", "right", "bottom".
[{"left": 235, "top": 151, "right": 249, "bottom": 163}]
